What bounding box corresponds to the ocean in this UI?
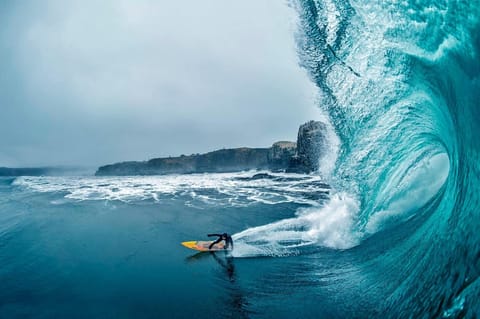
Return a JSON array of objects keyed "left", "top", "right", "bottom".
[
  {"left": 1, "top": 0, "right": 480, "bottom": 317},
  {"left": 1, "top": 173, "right": 336, "bottom": 318}
]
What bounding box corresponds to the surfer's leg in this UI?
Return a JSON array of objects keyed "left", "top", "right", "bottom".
[
  {"left": 209, "top": 237, "right": 222, "bottom": 249},
  {"left": 224, "top": 236, "right": 233, "bottom": 250}
]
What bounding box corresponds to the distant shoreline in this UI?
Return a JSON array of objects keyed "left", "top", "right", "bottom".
[
  {"left": 2, "top": 121, "right": 327, "bottom": 178},
  {"left": 96, "top": 121, "right": 327, "bottom": 176}
]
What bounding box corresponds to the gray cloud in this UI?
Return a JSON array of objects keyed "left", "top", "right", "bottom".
[{"left": 0, "top": 0, "right": 319, "bottom": 167}]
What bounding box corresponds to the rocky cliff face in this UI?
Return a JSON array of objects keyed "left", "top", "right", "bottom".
[
  {"left": 95, "top": 121, "right": 327, "bottom": 176},
  {"left": 96, "top": 148, "right": 271, "bottom": 176},
  {"left": 287, "top": 121, "right": 327, "bottom": 173},
  {"left": 268, "top": 141, "right": 297, "bottom": 171}
]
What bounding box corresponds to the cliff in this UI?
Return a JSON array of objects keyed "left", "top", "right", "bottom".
[
  {"left": 96, "top": 148, "right": 272, "bottom": 176},
  {"left": 95, "top": 120, "right": 327, "bottom": 176},
  {"left": 268, "top": 141, "right": 297, "bottom": 171},
  {"left": 287, "top": 120, "right": 327, "bottom": 173}
]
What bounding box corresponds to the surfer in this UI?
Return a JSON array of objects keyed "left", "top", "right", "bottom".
[{"left": 208, "top": 233, "right": 233, "bottom": 250}]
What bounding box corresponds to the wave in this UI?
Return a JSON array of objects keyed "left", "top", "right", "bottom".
[
  {"left": 0, "top": 177, "right": 17, "bottom": 186},
  {"left": 233, "top": 0, "right": 480, "bottom": 316}
]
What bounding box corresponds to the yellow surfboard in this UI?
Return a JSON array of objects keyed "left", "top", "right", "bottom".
[{"left": 181, "top": 240, "right": 231, "bottom": 252}]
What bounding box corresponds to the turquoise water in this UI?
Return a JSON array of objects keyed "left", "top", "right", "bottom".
[
  {"left": 293, "top": 0, "right": 480, "bottom": 317},
  {"left": 1, "top": 0, "right": 480, "bottom": 317}
]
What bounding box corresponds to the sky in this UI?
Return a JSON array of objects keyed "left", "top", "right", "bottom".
[{"left": 0, "top": 0, "right": 319, "bottom": 167}]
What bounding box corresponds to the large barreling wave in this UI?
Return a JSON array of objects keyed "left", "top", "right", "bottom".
[{"left": 234, "top": 0, "right": 480, "bottom": 316}]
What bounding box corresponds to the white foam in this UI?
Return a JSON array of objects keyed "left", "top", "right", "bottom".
[
  {"left": 323, "top": 0, "right": 340, "bottom": 46},
  {"left": 232, "top": 192, "right": 361, "bottom": 257},
  {"left": 13, "top": 172, "right": 329, "bottom": 207},
  {"left": 316, "top": 112, "right": 341, "bottom": 178}
]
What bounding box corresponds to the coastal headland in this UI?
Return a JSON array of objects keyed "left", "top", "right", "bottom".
[{"left": 96, "top": 121, "right": 327, "bottom": 176}]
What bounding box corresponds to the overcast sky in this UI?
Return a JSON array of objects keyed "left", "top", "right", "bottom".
[{"left": 0, "top": 0, "right": 319, "bottom": 167}]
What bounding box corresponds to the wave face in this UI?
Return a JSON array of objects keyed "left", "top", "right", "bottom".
[
  {"left": 236, "top": 0, "right": 480, "bottom": 316},
  {"left": 291, "top": 0, "right": 479, "bottom": 316}
]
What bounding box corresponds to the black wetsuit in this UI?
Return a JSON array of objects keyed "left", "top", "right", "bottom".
[{"left": 208, "top": 233, "right": 233, "bottom": 250}]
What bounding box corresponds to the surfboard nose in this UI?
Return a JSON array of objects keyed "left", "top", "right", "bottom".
[{"left": 181, "top": 241, "right": 197, "bottom": 249}]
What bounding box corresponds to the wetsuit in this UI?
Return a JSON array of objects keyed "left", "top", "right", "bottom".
[{"left": 208, "top": 233, "right": 233, "bottom": 250}]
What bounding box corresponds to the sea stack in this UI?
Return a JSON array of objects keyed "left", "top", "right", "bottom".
[
  {"left": 95, "top": 120, "right": 328, "bottom": 176},
  {"left": 287, "top": 120, "right": 327, "bottom": 173}
]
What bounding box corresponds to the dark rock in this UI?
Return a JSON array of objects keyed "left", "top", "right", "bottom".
[
  {"left": 268, "top": 141, "right": 297, "bottom": 171},
  {"left": 287, "top": 120, "right": 327, "bottom": 173},
  {"left": 234, "top": 173, "right": 276, "bottom": 181},
  {"left": 250, "top": 173, "right": 275, "bottom": 180},
  {"left": 194, "top": 148, "right": 270, "bottom": 173},
  {"left": 96, "top": 148, "right": 271, "bottom": 176},
  {"left": 95, "top": 120, "right": 328, "bottom": 176}
]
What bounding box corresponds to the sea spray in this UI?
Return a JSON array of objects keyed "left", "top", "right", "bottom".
[{"left": 233, "top": 193, "right": 361, "bottom": 257}]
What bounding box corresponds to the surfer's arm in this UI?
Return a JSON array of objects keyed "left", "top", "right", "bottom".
[{"left": 207, "top": 234, "right": 222, "bottom": 237}]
